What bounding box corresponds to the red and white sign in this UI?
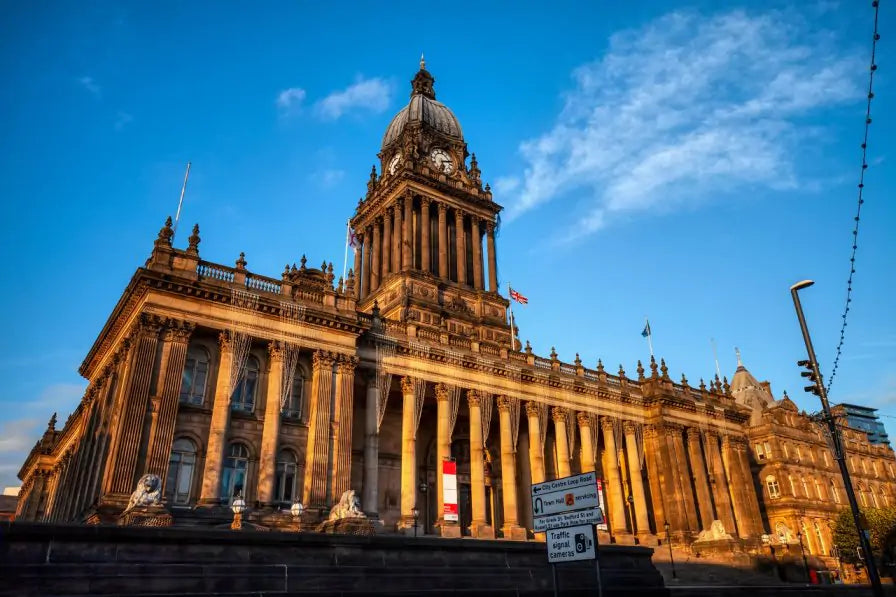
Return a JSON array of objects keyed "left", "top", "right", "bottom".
[
  {"left": 443, "top": 460, "right": 458, "bottom": 522},
  {"left": 596, "top": 479, "right": 608, "bottom": 531}
]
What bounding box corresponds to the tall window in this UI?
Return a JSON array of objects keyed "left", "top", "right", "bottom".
[
  {"left": 766, "top": 475, "right": 781, "bottom": 499},
  {"left": 823, "top": 450, "right": 831, "bottom": 468},
  {"left": 274, "top": 450, "right": 298, "bottom": 504},
  {"left": 858, "top": 485, "right": 867, "bottom": 507},
  {"left": 231, "top": 356, "right": 260, "bottom": 413},
  {"left": 801, "top": 476, "right": 810, "bottom": 498},
  {"left": 788, "top": 476, "right": 797, "bottom": 497},
  {"left": 166, "top": 438, "right": 197, "bottom": 505},
  {"left": 831, "top": 479, "right": 841, "bottom": 504},
  {"left": 180, "top": 346, "right": 210, "bottom": 405},
  {"left": 814, "top": 522, "right": 826, "bottom": 556},
  {"left": 283, "top": 367, "right": 304, "bottom": 418},
  {"left": 871, "top": 487, "right": 879, "bottom": 508},
  {"left": 814, "top": 477, "right": 824, "bottom": 500},
  {"left": 755, "top": 443, "right": 767, "bottom": 461},
  {"left": 221, "top": 443, "right": 250, "bottom": 499}
]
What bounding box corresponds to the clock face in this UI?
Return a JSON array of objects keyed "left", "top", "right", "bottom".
[
  {"left": 430, "top": 148, "right": 454, "bottom": 174},
  {"left": 388, "top": 153, "right": 402, "bottom": 175}
]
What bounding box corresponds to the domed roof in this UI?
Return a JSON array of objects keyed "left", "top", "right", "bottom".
[{"left": 381, "top": 58, "right": 463, "bottom": 149}]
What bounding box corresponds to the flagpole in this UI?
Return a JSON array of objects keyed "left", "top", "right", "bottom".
[
  {"left": 341, "top": 219, "right": 350, "bottom": 293},
  {"left": 645, "top": 316, "right": 654, "bottom": 358},
  {"left": 711, "top": 338, "right": 721, "bottom": 379},
  {"left": 172, "top": 161, "right": 191, "bottom": 243},
  {"left": 508, "top": 282, "right": 516, "bottom": 351}
]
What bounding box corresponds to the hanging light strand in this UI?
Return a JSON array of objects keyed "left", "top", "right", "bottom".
[{"left": 827, "top": 0, "right": 882, "bottom": 395}]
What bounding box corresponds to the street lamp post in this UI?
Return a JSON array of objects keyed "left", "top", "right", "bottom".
[
  {"left": 664, "top": 521, "right": 677, "bottom": 579},
  {"left": 626, "top": 494, "right": 635, "bottom": 533},
  {"left": 797, "top": 531, "right": 810, "bottom": 583},
  {"left": 790, "top": 280, "right": 883, "bottom": 597},
  {"left": 291, "top": 500, "right": 304, "bottom": 531},
  {"left": 412, "top": 506, "right": 420, "bottom": 538},
  {"left": 231, "top": 493, "right": 247, "bottom": 530}
]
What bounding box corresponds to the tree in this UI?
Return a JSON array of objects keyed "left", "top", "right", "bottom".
[{"left": 831, "top": 506, "right": 896, "bottom": 567}]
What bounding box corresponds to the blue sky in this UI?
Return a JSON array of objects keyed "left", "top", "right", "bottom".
[{"left": 0, "top": 1, "right": 893, "bottom": 488}]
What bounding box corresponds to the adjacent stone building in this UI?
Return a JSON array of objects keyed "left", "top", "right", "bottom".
[{"left": 15, "top": 61, "right": 896, "bottom": 562}]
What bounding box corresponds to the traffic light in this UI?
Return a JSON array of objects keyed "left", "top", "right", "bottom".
[{"left": 798, "top": 359, "right": 822, "bottom": 396}]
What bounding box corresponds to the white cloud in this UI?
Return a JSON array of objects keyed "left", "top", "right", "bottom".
[
  {"left": 314, "top": 76, "right": 392, "bottom": 120},
  {"left": 276, "top": 87, "right": 306, "bottom": 113},
  {"left": 114, "top": 111, "right": 133, "bottom": 131},
  {"left": 79, "top": 76, "right": 101, "bottom": 98},
  {"left": 502, "top": 9, "right": 862, "bottom": 240},
  {"left": 317, "top": 168, "right": 345, "bottom": 188}
]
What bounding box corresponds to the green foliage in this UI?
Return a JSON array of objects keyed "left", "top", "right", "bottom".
[{"left": 831, "top": 505, "right": 896, "bottom": 564}]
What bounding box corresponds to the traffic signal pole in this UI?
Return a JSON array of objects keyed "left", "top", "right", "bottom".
[{"left": 790, "top": 280, "right": 883, "bottom": 596}]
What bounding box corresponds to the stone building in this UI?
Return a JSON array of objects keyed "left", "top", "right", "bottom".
[{"left": 15, "top": 61, "right": 896, "bottom": 558}]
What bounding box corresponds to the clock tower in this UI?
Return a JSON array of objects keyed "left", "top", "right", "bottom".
[{"left": 350, "top": 58, "right": 512, "bottom": 348}]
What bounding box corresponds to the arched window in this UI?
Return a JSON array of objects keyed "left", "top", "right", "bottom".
[
  {"left": 221, "top": 443, "right": 250, "bottom": 499},
  {"left": 283, "top": 367, "right": 304, "bottom": 418},
  {"left": 775, "top": 521, "right": 789, "bottom": 543},
  {"left": 274, "top": 449, "right": 298, "bottom": 504},
  {"left": 801, "top": 476, "right": 810, "bottom": 498},
  {"left": 180, "top": 346, "right": 210, "bottom": 405},
  {"left": 788, "top": 476, "right": 797, "bottom": 497},
  {"left": 871, "top": 486, "right": 879, "bottom": 508},
  {"left": 815, "top": 521, "right": 827, "bottom": 556},
  {"left": 858, "top": 484, "right": 867, "bottom": 507},
  {"left": 166, "top": 438, "right": 197, "bottom": 505},
  {"left": 231, "top": 356, "right": 260, "bottom": 413},
  {"left": 766, "top": 475, "right": 781, "bottom": 499},
  {"left": 814, "top": 477, "right": 824, "bottom": 500},
  {"left": 830, "top": 479, "right": 841, "bottom": 504}
]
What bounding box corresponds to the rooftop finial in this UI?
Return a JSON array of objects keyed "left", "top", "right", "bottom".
[
  {"left": 420, "top": 53, "right": 425, "bottom": 70},
  {"left": 735, "top": 346, "right": 743, "bottom": 367}
]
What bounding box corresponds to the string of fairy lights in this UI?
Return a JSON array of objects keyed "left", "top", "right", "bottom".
[{"left": 825, "top": 0, "right": 882, "bottom": 396}]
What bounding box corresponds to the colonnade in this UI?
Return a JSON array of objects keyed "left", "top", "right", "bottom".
[
  {"left": 353, "top": 193, "right": 498, "bottom": 298},
  {"left": 358, "top": 372, "right": 765, "bottom": 542}
]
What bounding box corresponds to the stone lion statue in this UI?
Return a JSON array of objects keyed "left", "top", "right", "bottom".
[
  {"left": 695, "top": 519, "right": 734, "bottom": 542},
  {"left": 327, "top": 489, "right": 366, "bottom": 521},
  {"left": 125, "top": 473, "right": 163, "bottom": 512}
]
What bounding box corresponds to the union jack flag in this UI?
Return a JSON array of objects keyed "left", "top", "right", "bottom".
[{"left": 509, "top": 287, "right": 528, "bottom": 305}]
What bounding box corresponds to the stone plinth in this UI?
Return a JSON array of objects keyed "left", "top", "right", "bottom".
[
  {"left": 315, "top": 517, "right": 376, "bottom": 536},
  {"left": 116, "top": 506, "right": 173, "bottom": 528},
  {"left": 0, "top": 521, "right": 667, "bottom": 597}
]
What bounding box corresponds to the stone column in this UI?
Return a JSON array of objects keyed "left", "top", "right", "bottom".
[
  {"left": 526, "top": 402, "right": 546, "bottom": 485},
  {"left": 148, "top": 320, "right": 194, "bottom": 482},
  {"left": 467, "top": 390, "right": 494, "bottom": 538},
  {"left": 330, "top": 356, "right": 357, "bottom": 501},
  {"left": 686, "top": 428, "right": 714, "bottom": 531},
  {"left": 398, "top": 376, "right": 419, "bottom": 532},
  {"left": 392, "top": 201, "right": 403, "bottom": 273},
  {"left": 434, "top": 383, "right": 459, "bottom": 536},
  {"left": 362, "top": 372, "right": 380, "bottom": 516},
  {"left": 421, "top": 197, "right": 431, "bottom": 274},
  {"left": 104, "top": 314, "right": 162, "bottom": 501},
  {"left": 577, "top": 413, "right": 596, "bottom": 473},
  {"left": 360, "top": 229, "right": 371, "bottom": 298},
  {"left": 670, "top": 426, "right": 700, "bottom": 533},
  {"left": 22, "top": 472, "right": 47, "bottom": 521},
  {"left": 454, "top": 209, "right": 466, "bottom": 285},
  {"left": 624, "top": 421, "right": 653, "bottom": 542},
  {"left": 437, "top": 202, "right": 448, "bottom": 279},
  {"left": 402, "top": 193, "right": 413, "bottom": 271},
  {"left": 353, "top": 231, "right": 363, "bottom": 299},
  {"left": 199, "top": 332, "right": 234, "bottom": 504},
  {"left": 601, "top": 418, "right": 632, "bottom": 542},
  {"left": 371, "top": 218, "right": 381, "bottom": 292},
  {"left": 497, "top": 396, "right": 525, "bottom": 539},
  {"left": 302, "top": 350, "right": 335, "bottom": 508},
  {"left": 705, "top": 431, "right": 736, "bottom": 535},
  {"left": 486, "top": 221, "right": 498, "bottom": 292},
  {"left": 643, "top": 426, "right": 667, "bottom": 537},
  {"left": 257, "top": 342, "right": 284, "bottom": 505},
  {"left": 552, "top": 407, "right": 571, "bottom": 478},
  {"left": 381, "top": 210, "right": 392, "bottom": 278},
  {"left": 471, "top": 217, "right": 483, "bottom": 290},
  {"left": 734, "top": 438, "right": 764, "bottom": 537},
  {"left": 721, "top": 435, "right": 750, "bottom": 538}
]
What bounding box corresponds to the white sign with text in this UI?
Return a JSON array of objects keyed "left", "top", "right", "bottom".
[{"left": 547, "top": 524, "right": 596, "bottom": 563}]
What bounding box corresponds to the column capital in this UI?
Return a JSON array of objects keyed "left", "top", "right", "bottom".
[
  {"left": 267, "top": 340, "right": 283, "bottom": 362},
  {"left": 131, "top": 313, "right": 164, "bottom": 339},
  {"left": 467, "top": 389, "right": 482, "bottom": 407},
  {"left": 686, "top": 427, "right": 702, "bottom": 441},
  {"left": 551, "top": 406, "right": 568, "bottom": 424},
  {"left": 383, "top": 208, "right": 393, "bottom": 222},
  {"left": 393, "top": 197, "right": 403, "bottom": 210},
  {"left": 703, "top": 428, "right": 720, "bottom": 441},
  {"left": 623, "top": 420, "right": 639, "bottom": 435},
  {"left": 496, "top": 395, "right": 512, "bottom": 412},
  {"left": 525, "top": 401, "right": 543, "bottom": 418},
  {"left": 485, "top": 220, "right": 496, "bottom": 233},
  {"left": 435, "top": 382, "right": 451, "bottom": 402},
  {"left": 643, "top": 424, "right": 660, "bottom": 439},
  {"left": 437, "top": 201, "right": 448, "bottom": 215},
  {"left": 337, "top": 355, "right": 359, "bottom": 374},
  {"left": 600, "top": 416, "right": 616, "bottom": 432},
  {"left": 312, "top": 350, "right": 336, "bottom": 370},
  {"left": 576, "top": 411, "right": 592, "bottom": 428},
  {"left": 454, "top": 208, "right": 465, "bottom": 222},
  {"left": 400, "top": 375, "right": 416, "bottom": 395},
  {"left": 218, "top": 331, "right": 233, "bottom": 354},
  {"left": 420, "top": 196, "right": 432, "bottom": 207},
  {"left": 162, "top": 318, "right": 195, "bottom": 343}
]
